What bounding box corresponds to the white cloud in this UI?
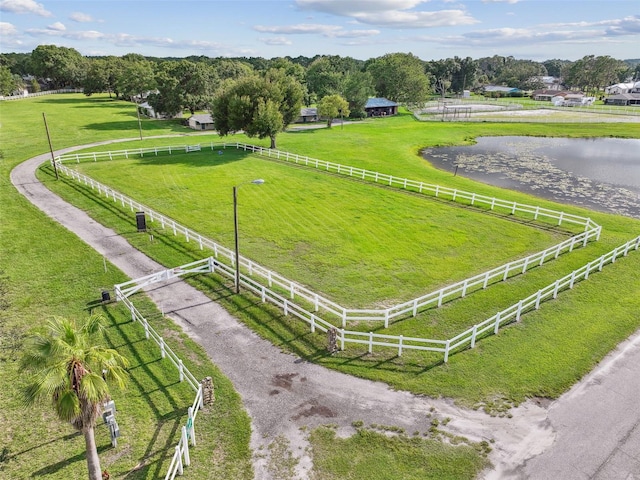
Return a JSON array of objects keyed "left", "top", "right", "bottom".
[
  {"left": 22, "top": 26, "right": 253, "bottom": 57},
  {"left": 69, "top": 12, "right": 94, "bottom": 23},
  {"left": 353, "top": 10, "right": 478, "bottom": 28},
  {"left": 255, "top": 23, "right": 343, "bottom": 35},
  {"left": 259, "top": 36, "right": 293, "bottom": 46},
  {"left": 0, "top": 0, "right": 51, "bottom": 17},
  {"left": 605, "top": 15, "right": 640, "bottom": 36},
  {"left": 296, "top": 0, "right": 429, "bottom": 15},
  {"left": 295, "top": 0, "right": 478, "bottom": 28},
  {"left": 0, "top": 21, "right": 18, "bottom": 35},
  {"left": 254, "top": 23, "right": 379, "bottom": 38},
  {"left": 47, "top": 21, "right": 65, "bottom": 31},
  {"left": 482, "top": 0, "right": 520, "bottom": 4}
]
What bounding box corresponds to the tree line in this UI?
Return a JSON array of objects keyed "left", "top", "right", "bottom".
[{"left": 1, "top": 46, "right": 639, "bottom": 147}]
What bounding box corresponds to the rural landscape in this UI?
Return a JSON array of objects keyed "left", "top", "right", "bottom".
[{"left": 2, "top": 2, "right": 640, "bottom": 480}]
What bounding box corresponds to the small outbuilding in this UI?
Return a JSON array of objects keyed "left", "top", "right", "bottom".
[
  {"left": 296, "top": 107, "right": 319, "bottom": 123},
  {"left": 187, "top": 113, "right": 215, "bottom": 131},
  {"left": 364, "top": 98, "right": 398, "bottom": 117}
]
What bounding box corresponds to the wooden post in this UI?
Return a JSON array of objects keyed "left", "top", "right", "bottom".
[{"left": 42, "top": 113, "right": 59, "bottom": 180}]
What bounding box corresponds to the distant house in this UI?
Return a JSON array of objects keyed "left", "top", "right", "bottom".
[
  {"left": 296, "top": 107, "right": 319, "bottom": 123},
  {"left": 138, "top": 102, "right": 183, "bottom": 120},
  {"left": 532, "top": 89, "right": 575, "bottom": 101},
  {"left": 604, "top": 93, "right": 640, "bottom": 106},
  {"left": 562, "top": 93, "right": 586, "bottom": 106},
  {"left": 537, "top": 76, "right": 563, "bottom": 90},
  {"left": 605, "top": 83, "right": 636, "bottom": 95},
  {"left": 364, "top": 98, "right": 398, "bottom": 117},
  {"left": 187, "top": 113, "right": 215, "bottom": 130}
]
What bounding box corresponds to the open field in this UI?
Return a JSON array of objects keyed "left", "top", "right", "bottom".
[
  {"left": 2, "top": 93, "right": 640, "bottom": 479},
  {"left": 66, "top": 146, "right": 571, "bottom": 308},
  {"left": 31, "top": 97, "right": 640, "bottom": 405}
]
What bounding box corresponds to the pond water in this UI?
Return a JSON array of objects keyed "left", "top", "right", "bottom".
[{"left": 422, "top": 136, "right": 640, "bottom": 219}]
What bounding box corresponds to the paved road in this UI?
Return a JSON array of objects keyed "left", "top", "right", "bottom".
[{"left": 11, "top": 143, "right": 640, "bottom": 479}]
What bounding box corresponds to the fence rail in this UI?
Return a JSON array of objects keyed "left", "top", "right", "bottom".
[
  {"left": 113, "top": 288, "right": 203, "bottom": 479},
  {"left": 56, "top": 143, "right": 601, "bottom": 325},
  {"left": 0, "top": 88, "right": 82, "bottom": 101},
  {"left": 115, "top": 235, "right": 640, "bottom": 363}
]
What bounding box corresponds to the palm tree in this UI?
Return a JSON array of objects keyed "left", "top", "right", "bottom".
[{"left": 21, "top": 314, "right": 129, "bottom": 480}]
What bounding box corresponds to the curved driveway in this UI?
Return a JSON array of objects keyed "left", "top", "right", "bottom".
[{"left": 11, "top": 142, "right": 640, "bottom": 479}]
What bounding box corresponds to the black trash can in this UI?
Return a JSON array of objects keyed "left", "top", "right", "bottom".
[{"left": 136, "top": 211, "right": 147, "bottom": 232}]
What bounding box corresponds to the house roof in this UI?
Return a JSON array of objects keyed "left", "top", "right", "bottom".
[
  {"left": 365, "top": 98, "right": 398, "bottom": 108},
  {"left": 483, "top": 85, "right": 522, "bottom": 93},
  {"left": 189, "top": 113, "right": 213, "bottom": 124},
  {"left": 606, "top": 93, "right": 640, "bottom": 100},
  {"left": 607, "top": 82, "right": 636, "bottom": 90},
  {"left": 533, "top": 89, "right": 565, "bottom": 96}
]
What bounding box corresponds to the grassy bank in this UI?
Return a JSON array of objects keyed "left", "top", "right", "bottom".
[{"left": 0, "top": 94, "right": 252, "bottom": 479}]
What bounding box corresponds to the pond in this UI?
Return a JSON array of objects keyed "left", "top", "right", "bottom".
[{"left": 422, "top": 136, "right": 640, "bottom": 219}]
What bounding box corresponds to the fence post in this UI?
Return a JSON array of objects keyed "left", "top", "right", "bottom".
[
  {"left": 384, "top": 310, "right": 389, "bottom": 328},
  {"left": 179, "top": 359, "right": 184, "bottom": 382},
  {"left": 160, "top": 337, "right": 166, "bottom": 358},
  {"left": 443, "top": 340, "right": 450, "bottom": 363},
  {"left": 176, "top": 445, "right": 183, "bottom": 475},
  {"left": 310, "top": 314, "right": 315, "bottom": 333},
  {"left": 368, "top": 332, "right": 373, "bottom": 354},
  {"left": 182, "top": 426, "right": 190, "bottom": 466},
  {"left": 398, "top": 335, "right": 403, "bottom": 357},
  {"left": 470, "top": 325, "right": 478, "bottom": 348},
  {"left": 188, "top": 406, "right": 196, "bottom": 446},
  {"left": 494, "top": 312, "right": 501, "bottom": 334},
  {"left": 516, "top": 300, "right": 523, "bottom": 322}
]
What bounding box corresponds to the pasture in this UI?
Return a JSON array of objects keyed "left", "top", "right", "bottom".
[
  {"left": 1, "top": 93, "right": 640, "bottom": 479},
  {"left": 38, "top": 99, "right": 640, "bottom": 408}
]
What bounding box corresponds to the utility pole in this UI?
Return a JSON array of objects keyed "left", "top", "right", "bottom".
[{"left": 42, "top": 112, "right": 58, "bottom": 180}]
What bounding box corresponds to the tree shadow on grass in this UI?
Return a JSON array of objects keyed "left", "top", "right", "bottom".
[{"left": 32, "top": 443, "right": 111, "bottom": 477}]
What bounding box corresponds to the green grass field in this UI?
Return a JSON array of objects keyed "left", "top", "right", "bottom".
[
  {"left": 2, "top": 93, "right": 640, "bottom": 479},
  {"left": 66, "top": 146, "right": 571, "bottom": 308},
  {"left": 0, "top": 95, "right": 252, "bottom": 479}
]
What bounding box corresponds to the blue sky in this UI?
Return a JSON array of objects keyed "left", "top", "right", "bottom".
[{"left": 1, "top": 0, "right": 639, "bottom": 61}]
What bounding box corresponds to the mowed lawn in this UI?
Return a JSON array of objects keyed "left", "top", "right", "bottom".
[
  {"left": 2, "top": 94, "right": 640, "bottom": 480},
  {"left": 29, "top": 97, "right": 640, "bottom": 410},
  {"left": 70, "top": 147, "right": 569, "bottom": 308},
  {"left": 0, "top": 95, "right": 252, "bottom": 480}
]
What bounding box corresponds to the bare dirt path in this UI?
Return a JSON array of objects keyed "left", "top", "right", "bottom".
[{"left": 10, "top": 142, "right": 640, "bottom": 479}]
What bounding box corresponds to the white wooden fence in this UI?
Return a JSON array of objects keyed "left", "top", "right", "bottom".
[
  {"left": 113, "top": 288, "right": 204, "bottom": 479},
  {"left": 0, "top": 88, "right": 82, "bottom": 101},
  {"left": 54, "top": 143, "right": 602, "bottom": 326},
  {"left": 114, "top": 234, "right": 640, "bottom": 363}
]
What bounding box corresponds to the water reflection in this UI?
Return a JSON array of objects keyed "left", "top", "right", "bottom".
[{"left": 422, "top": 136, "right": 640, "bottom": 219}]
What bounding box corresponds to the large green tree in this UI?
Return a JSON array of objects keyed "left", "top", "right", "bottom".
[
  {"left": 30, "top": 45, "right": 86, "bottom": 89},
  {"left": 0, "top": 65, "right": 20, "bottom": 96},
  {"left": 116, "top": 56, "right": 156, "bottom": 101},
  {"left": 366, "top": 53, "right": 430, "bottom": 104},
  {"left": 317, "top": 94, "right": 350, "bottom": 127},
  {"left": 211, "top": 68, "right": 304, "bottom": 148},
  {"left": 563, "top": 55, "right": 629, "bottom": 94},
  {"left": 21, "top": 315, "right": 129, "bottom": 480},
  {"left": 150, "top": 60, "right": 216, "bottom": 116},
  {"left": 343, "top": 71, "right": 374, "bottom": 118}
]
